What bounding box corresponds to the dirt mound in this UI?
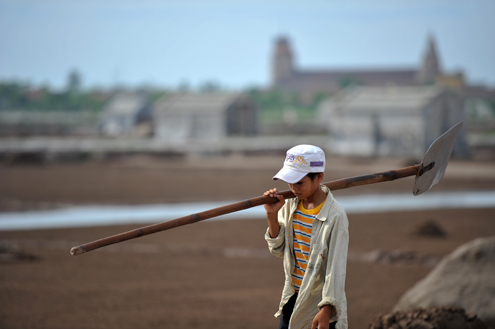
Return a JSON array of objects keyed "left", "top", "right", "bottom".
[
  {"left": 0, "top": 243, "right": 39, "bottom": 263},
  {"left": 348, "top": 249, "right": 440, "bottom": 266},
  {"left": 412, "top": 219, "right": 446, "bottom": 238},
  {"left": 393, "top": 237, "right": 495, "bottom": 326},
  {"left": 369, "top": 306, "right": 487, "bottom": 329}
]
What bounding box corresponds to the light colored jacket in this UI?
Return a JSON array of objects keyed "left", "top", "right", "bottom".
[{"left": 265, "top": 185, "right": 349, "bottom": 329}]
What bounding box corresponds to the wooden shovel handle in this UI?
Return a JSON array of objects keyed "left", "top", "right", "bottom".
[
  {"left": 326, "top": 164, "right": 420, "bottom": 190},
  {"left": 70, "top": 164, "right": 420, "bottom": 256},
  {"left": 70, "top": 191, "right": 293, "bottom": 256}
]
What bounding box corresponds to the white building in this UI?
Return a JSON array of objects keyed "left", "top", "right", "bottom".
[
  {"left": 153, "top": 93, "right": 257, "bottom": 142},
  {"left": 100, "top": 92, "right": 152, "bottom": 137},
  {"left": 317, "top": 86, "right": 468, "bottom": 159}
]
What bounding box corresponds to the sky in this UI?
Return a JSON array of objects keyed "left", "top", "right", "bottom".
[{"left": 1, "top": 0, "right": 494, "bottom": 91}]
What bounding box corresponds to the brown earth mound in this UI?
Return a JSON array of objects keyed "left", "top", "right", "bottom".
[
  {"left": 412, "top": 220, "right": 447, "bottom": 238},
  {"left": 369, "top": 307, "right": 487, "bottom": 329},
  {"left": 394, "top": 237, "right": 495, "bottom": 326}
]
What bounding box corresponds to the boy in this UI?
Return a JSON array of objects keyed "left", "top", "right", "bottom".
[{"left": 264, "top": 145, "right": 349, "bottom": 329}]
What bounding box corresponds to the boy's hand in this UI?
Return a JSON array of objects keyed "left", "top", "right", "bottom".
[
  {"left": 264, "top": 188, "right": 285, "bottom": 214},
  {"left": 311, "top": 304, "right": 334, "bottom": 329},
  {"left": 264, "top": 188, "right": 284, "bottom": 238}
]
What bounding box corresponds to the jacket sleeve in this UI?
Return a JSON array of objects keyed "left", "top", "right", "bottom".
[
  {"left": 264, "top": 201, "right": 292, "bottom": 258},
  {"left": 318, "top": 208, "right": 349, "bottom": 326},
  {"left": 264, "top": 222, "right": 286, "bottom": 258}
]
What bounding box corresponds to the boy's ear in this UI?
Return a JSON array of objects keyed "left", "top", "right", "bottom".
[{"left": 317, "top": 173, "right": 324, "bottom": 182}]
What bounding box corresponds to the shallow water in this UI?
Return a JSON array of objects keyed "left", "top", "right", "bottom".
[{"left": 0, "top": 191, "right": 494, "bottom": 231}]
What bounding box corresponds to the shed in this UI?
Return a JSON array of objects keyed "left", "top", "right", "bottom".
[
  {"left": 100, "top": 92, "right": 152, "bottom": 137},
  {"left": 317, "top": 86, "right": 468, "bottom": 159},
  {"left": 153, "top": 93, "right": 257, "bottom": 141}
]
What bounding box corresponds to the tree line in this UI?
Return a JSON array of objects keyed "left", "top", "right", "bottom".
[
  {"left": 0, "top": 81, "right": 110, "bottom": 112},
  {"left": 0, "top": 70, "right": 327, "bottom": 123}
]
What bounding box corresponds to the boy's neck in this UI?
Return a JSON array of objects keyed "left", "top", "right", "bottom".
[{"left": 302, "top": 186, "right": 327, "bottom": 210}]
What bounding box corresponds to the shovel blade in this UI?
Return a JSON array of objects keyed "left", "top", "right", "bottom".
[{"left": 413, "top": 121, "right": 463, "bottom": 195}]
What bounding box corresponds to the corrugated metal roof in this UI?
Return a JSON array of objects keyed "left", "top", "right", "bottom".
[
  {"left": 334, "top": 86, "right": 444, "bottom": 113},
  {"left": 154, "top": 93, "right": 242, "bottom": 116}
]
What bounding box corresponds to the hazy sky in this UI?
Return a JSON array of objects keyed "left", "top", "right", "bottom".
[{"left": 1, "top": 0, "right": 494, "bottom": 90}]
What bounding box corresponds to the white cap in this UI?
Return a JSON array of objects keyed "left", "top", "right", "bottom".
[{"left": 273, "top": 145, "right": 325, "bottom": 184}]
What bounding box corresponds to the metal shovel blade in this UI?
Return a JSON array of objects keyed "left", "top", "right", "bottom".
[{"left": 413, "top": 121, "right": 463, "bottom": 195}]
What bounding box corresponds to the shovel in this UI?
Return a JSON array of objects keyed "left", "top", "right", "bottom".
[{"left": 70, "top": 121, "right": 463, "bottom": 256}]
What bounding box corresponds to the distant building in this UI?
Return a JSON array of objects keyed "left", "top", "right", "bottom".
[
  {"left": 272, "top": 35, "right": 452, "bottom": 100},
  {"left": 153, "top": 93, "right": 257, "bottom": 141},
  {"left": 0, "top": 111, "right": 98, "bottom": 137},
  {"left": 317, "top": 86, "right": 468, "bottom": 159},
  {"left": 100, "top": 92, "right": 152, "bottom": 137}
]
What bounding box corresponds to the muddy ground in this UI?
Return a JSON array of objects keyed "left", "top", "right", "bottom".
[{"left": 0, "top": 155, "right": 494, "bottom": 328}]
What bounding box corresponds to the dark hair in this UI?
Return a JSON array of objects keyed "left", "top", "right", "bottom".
[{"left": 306, "top": 172, "right": 323, "bottom": 181}]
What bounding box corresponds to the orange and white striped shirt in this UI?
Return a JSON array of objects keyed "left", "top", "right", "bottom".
[{"left": 292, "top": 200, "right": 324, "bottom": 291}]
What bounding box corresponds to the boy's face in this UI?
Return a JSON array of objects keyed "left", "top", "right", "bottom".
[{"left": 288, "top": 174, "right": 323, "bottom": 200}]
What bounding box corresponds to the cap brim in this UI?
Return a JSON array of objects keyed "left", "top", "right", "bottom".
[{"left": 273, "top": 167, "right": 307, "bottom": 184}]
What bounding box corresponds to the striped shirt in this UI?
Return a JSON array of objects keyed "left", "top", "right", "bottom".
[{"left": 292, "top": 200, "right": 324, "bottom": 291}]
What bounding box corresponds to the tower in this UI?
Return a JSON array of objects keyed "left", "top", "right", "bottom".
[
  {"left": 416, "top": 35, "right": 443, "bottom": 85},
  {"left": 272, "top": 36, "right": 294, "bottom": 86}
]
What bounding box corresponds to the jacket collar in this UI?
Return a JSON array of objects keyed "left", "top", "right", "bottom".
[
  {"left": 316, "top": 185, "right": 334, "bottom": 222},
  {"left": 291, "top": 185, "right": 334, "bottom": 222}
]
